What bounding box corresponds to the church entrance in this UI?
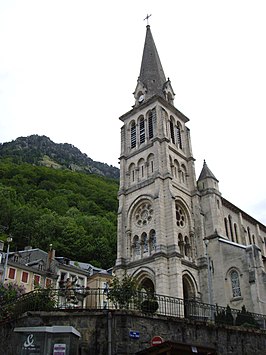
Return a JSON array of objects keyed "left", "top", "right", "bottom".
[
  {"left": 138, "top": 277, "right": 155, "bottom": 296},
  {"left": 182, "top": 274, "right": 196, "bottom": 318}
]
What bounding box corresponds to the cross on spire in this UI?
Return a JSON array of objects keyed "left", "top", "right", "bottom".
[{"left": 144, "top": 14, "right": 152, "bottom": 26}]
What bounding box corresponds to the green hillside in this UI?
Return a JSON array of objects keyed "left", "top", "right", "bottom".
[{"left": 0, "top": 159, "right": 119, "bottom": 269}]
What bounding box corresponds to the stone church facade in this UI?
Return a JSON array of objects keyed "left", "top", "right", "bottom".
[{"left": 115, "top": 25, "right": 266, "bottom": 315}]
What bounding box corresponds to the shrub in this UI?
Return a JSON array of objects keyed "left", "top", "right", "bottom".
[
  {"left": 140, "top": 299, "right": 159, "bottom": 314},
  {"left": 235, "top": 305, "right": 258, "bottom": 328},
  {"left": 215, "top": 305, "right": 234, "bottom": 325}
]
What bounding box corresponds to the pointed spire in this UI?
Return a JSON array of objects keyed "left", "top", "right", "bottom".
[
  {"left": 198, "top": 160, "right": 219, "bottom": 182},
  {"left": 138, "top": 25, "right": 167, "bottom": 99}
]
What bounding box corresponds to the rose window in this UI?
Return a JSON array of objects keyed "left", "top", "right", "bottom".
[
  {"left": 176, "top": 204, "right": 186, "bottom": 228},
  {"left": 135, "top": 203, "right": 153, "bottom": 226}
]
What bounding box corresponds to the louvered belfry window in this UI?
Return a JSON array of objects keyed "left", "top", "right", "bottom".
[
  {"left": 131, "top": 122, "right": 136, "bottom": 148},
  {"left": 170, "top": 120, "right": 175, "bottom": 144},
  {"left": 139, "top": 117, "right": 145, "bottom": 144},
  {"left": 148, "top": 109, "right": 156, "bottom": 139},
  {"left": 176, "top": 124, "right": 182, "bottom": 149}
]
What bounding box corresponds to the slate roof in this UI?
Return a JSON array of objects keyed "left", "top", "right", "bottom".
[
  {"left": 138, "top": 25, "right": 167, "bottom": 99},
  {"left": 198, "top": 160, "right": 218, "bottom": 182}
]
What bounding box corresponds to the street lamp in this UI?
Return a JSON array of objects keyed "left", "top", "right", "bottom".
[{"left": 2, "top": 236, "right": 13, "bottom": 283}]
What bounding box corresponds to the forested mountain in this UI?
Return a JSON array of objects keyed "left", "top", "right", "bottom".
[
  {"left": 0, "top": 159, "right": 119, "bottom": 269},
  {"left": 0, "top": 135, "right": 120, "bottom": 179}
]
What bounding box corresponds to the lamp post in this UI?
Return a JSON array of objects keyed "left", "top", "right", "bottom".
[{"left": 2, "top": 236, "right": 13, "bottom": 283}]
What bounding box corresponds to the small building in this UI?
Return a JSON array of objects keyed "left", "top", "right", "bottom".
[
  {"left": 3, "top": 248, "right": 58, "bottom": 292},
  {"left": 0, "top": 246, "right": 112, "bottom": 309},
  {"left": 70, "top": 260, "right": 113, "bottom": 309}
]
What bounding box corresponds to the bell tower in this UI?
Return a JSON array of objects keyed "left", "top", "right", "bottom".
[{"left": 115, "top": 25, "right": 202, "bottom": 299}]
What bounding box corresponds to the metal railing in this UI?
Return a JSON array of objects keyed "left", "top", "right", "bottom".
[{"left": 1, "top": 288, "right": 266, "bottom": 330}]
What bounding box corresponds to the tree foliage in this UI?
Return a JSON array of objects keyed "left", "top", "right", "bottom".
[
  {"left": 108, "top": 274, "right": 138, "bottom": 309},
  {"left": 0, "top": 159, "right": 119, "bottom": 268},
  {"left": 0, "top": 282, "right": 25, "bottom": 305}
]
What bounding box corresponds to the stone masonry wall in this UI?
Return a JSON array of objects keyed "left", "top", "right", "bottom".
[{"left": 1, "top": 311, "right": 266, "bottom": 355}]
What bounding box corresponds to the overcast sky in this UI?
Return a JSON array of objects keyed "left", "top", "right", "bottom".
[{"left": 0, "top": 0, "right": 265, "bottom": 224}]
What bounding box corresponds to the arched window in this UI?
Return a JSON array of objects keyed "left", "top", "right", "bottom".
[
  {"left": 180, "top": 164, "right": 187, "bottom": 185},
  {"left": 252, "top": 234, "right": 256, "bottom": 245},
  {"left": 178, "top": 233, "right": 184, "bottom": 255},
  {"left": 148, "top": 109, "right": 156, "bottom": 139},
  {"left": 141, "top": 233, "right": 148, "bottom": 254},
  {"left": 133, "top": 236, "right": 140, "bottom": 258},
  {"left": 139, "top": 117, "right": 145, "bottom": 144},
  {"left": 184, "top": 236, "right": 191, "bottom": 258},
  {"left": 176, "top": 123, "right": 182, "bottom": 149},
  {"left": 138, "top": 158, "right": 145, "bottom": 180},
  {"left": 230, "top": 270, "right": 241, "bottom": 297},
  {"left": 170, "top": 118, "right": 175, "bottom": 144},
  {"left": 228, "top": 215, "right": 234, "bottom": 242},
  {"left": 149, "top": 229, "right": 156, "bottom": 253},
  {"left": 247, "top": 227, "right": 252, "bottom": 244},
  {"left": 234, "top": 223, "right": 239, "bottom": 243},
  {"left": 224, "top": 218, "right": 229, "bottom": 238},
  {"left": 169, "top": 156, "right": 173, "bottom": 175},
  {"left": 147, "top": 154, "right": 154, "bottom": 177},
  {"left": 174, "top": 159, "right": 179, "bottom": 179},
  {"left": 130, "top": 121, "right": 136, "bottom": 148},
  {"left": 129, "top": 163, "right": 135, "bottom": 185},
  {"left": 176, "top": 203, "right": 186, "bottom": 228}
]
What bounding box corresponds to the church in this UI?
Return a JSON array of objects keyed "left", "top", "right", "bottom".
[{"left": 115, "top": 24, "right": 266, "bottom": 316}]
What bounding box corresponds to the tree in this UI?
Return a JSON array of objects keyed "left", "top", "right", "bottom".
[
  {"left": 0, "top": 282, "right": 25, "bottom": 321},
  {"left": 108, "top": 273, "right": 138, "bottom": 309}
]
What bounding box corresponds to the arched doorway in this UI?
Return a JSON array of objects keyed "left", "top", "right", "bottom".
[
  {"left": 182, "top": 274, "right": 196, "bottom": 318},
  {"left": 139, "top": 277, "right": 155, "bottom": 296}
]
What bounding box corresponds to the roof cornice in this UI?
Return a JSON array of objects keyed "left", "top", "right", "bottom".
[{"left": 119, "top": 95, "right": 189, "bottom": 123}]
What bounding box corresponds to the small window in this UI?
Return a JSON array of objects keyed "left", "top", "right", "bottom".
[
  {"left": 78, "top": 277, "right": 85, "bottom": 287},
  {"left": 224, "top": 218, "right": 229, "bottom": 238},
  {"left": 133, "top": 236, "right": 140, "bottom": 257},
  {"left": 34, "top": 274, "right": 41, "bottom": 286},
  {"left": 234, "top": 223, "right": 239, "bottom": 243},
  {"left": 21, "top": 271, "right": 29, "bottom": 283},
  {"left": 149, "top": 230, "right": 156, "bottom": 252},
  {"left": 178, "top": 233, "right": 184, "bottom": 255},
  {"left": 228, "top": 215, "right": 234, "bottom": 242},
  {"left": 8, "top": 267, "right": 16, "bottom": 280},
  {"left": 45, "top": 278, "right": 52, "bottom": 288},
  {"left": 247, "top": 227, "right": 252, "bottom": 244},
  {"left": 231, "top": 270, "right": 241, "bottom": 297}
]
